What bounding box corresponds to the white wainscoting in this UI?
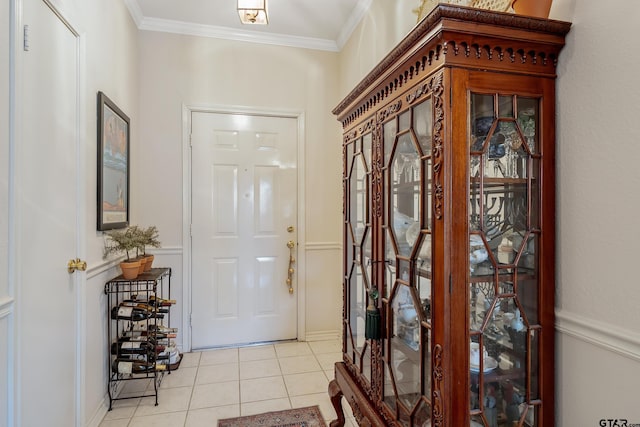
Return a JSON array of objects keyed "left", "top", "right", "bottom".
[
  {"left": 304, "top": 242, "right": 342, "bottom": 341},
  {"left": 556, "top": 309, "right": 640, "bottom": 424}
]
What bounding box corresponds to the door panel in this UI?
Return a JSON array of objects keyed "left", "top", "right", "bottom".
[
  {"left": 191, "top": 112, "right": 298, "bottom": 348},
  {"left": 18, "top": 1, "right": 80, "bottom": 425}
]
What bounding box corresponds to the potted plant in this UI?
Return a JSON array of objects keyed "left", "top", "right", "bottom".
[
  {"left": 103, "top": 227, "right": 142, "bottom": 279},
  {"left": 137, "top": 225, "right": 161, "bottom": 272}
]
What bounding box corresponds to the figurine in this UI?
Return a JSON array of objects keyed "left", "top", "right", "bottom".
[
  {"left": 483, "top": 384, "right": 498, "bottom": 427},
  {"left": 504, "top": 381, "right": 524, "bottom": 423}
]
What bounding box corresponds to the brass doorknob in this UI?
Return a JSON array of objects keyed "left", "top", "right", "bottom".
[
  {"left": 287, "top": 240, "right": 295, "bottom": 249},
  {"left": 68, "top": 258, "right": 87, "bottom": 274}
]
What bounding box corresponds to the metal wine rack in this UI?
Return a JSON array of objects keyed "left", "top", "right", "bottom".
[{"left": 104, "top": 267, "right": 172, "bottom": 410}]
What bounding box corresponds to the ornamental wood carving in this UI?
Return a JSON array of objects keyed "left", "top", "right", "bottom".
[
  {"left": 373, "top": 120, "right": 383, "bottom": 219},
  {"left": 370, "top": 340, "right": 383, "bottom": 400},
  {"left": 349, "top": 397, "right": 364, "bottom": 425},
  {"left": 431, "top": 72, "right": 444, "bottom": 220},
  {"left": 333, "top": 5, "right": 570, "bottom": 127},
  {"left": 432, "top": 344, "right": 444, "bottom": 426}
]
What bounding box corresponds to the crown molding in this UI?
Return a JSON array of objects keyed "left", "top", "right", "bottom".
[
  {"left": 123, "top": 0, "right": 143, "bottom": 27},
  {"left": 138, "top": 17, "right": 340, "bottom": 51},
  {"left": 125, "top": 0, "right": 373, "bottom": 52},
  {"left": 337, "top": 0, "right": 372, "bottom": 50}
]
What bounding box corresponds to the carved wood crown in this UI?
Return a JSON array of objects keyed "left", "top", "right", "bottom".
[{"left": 333, "top": 5, "right": 571, "bottom": 128}]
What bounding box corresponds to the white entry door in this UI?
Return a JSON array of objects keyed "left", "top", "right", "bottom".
[
  {"left": 191, "top": 112, "right": 298, "bottom": 348},
  {"left": 17, "top": 1, "right": 82, "bottom": 425}
]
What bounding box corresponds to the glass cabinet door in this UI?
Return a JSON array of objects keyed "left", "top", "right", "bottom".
[
  {"left": 468, "top": 93, "right": 541, "bottom": 427},
  {"left": 345, "top": 131, "right": 373, "bottom": 383},
  {"left": 382, "top": 98, "right": 434, "bottom": 426}
]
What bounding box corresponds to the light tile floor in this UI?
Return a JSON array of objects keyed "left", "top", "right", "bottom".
[{"left": 100, "top": 339, "right": 358, "bottom": 427}]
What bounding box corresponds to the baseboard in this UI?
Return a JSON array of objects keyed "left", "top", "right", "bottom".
[
  {"left": 556, "top": 309, "right": 640, "bottom": 363},
  {"left": 86, "top": 397, "right": 109, "bottom": 427},
  {"left": 305, "top": 330, "right": 341, "bottom": 342}
]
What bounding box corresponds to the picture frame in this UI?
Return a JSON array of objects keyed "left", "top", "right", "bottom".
[{"left": 97, "top": 91, "right": 130, "bottom": 231}]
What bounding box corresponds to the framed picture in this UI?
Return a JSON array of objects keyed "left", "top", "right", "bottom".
[{"left": 97, "top": 91, "right": 130, "bottom": 230}]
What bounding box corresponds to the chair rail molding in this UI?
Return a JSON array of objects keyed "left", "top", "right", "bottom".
[
  {"left": 556, "top": 308, "right": 640, "bottom": 362},
  {"left": 0, "top": 296, "right": 15, "bottom": 318}
]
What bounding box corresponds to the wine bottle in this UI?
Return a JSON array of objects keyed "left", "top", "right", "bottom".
[
  {"left": 131, "top": 321, "right": 177, "bottom": 334},
  {"left": 149, "top": 295, "right": 176, "bottom": 306},
  {"left": 148, "top": 324, "right": 178, "bottom": 334},
  {"left": 111, "top": 305, "right": 164, "bottom": 321},
  {"left": 112, "top": 359, "right": 166, "bottom": 374},
  {"left": 111, "top": 341, "right": 154, "bottom": 355},
  {"left": 121, "top": 330, "right": 177, "bottom": 339},
  {"left": 120, "top": 301, "right": 169, "bottom": 314},
  {"left": 129, "top": 294, "right": 176, "bottom": 306}
]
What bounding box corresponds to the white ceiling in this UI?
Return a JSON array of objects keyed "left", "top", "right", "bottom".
[{"left": 125, "top": 0, "right": 372, "bottom": 52}]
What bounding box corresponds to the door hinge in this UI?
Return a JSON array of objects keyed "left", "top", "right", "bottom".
[
  {"left": 189, "top": 313, "right": 193, "bottom": 327},
  {"left": 23, "top": 25, "right": 30, "bottom": 51},
  {"left": 190, "top": 224, "right": 192, "bottom": 236},
  {"left": 449, "top": 274, "right": 453, "bottom": 294}
]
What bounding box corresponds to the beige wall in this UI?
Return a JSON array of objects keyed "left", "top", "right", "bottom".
[
  {"left": 136, "top": 32, "right": 344, "bottom": 341},
  {"left": 339, "top": 0, "right": 640, "bottom": 423},
  {"left": 79, "top": 1, "right": 140, "bottom": 424},
  {"left": 553, "top": 0, "right": 640, "bottom": 423},
  {"left": 338, "top": 0, "right": 417, "bottom": 98}
]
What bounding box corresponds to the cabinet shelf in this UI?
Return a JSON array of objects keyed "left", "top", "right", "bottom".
[{"left": 471, "top": 177, "right": 533, "bottom": 185}]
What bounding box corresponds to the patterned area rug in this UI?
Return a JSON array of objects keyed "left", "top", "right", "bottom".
[{"left": 218, "top": 405, "right": 325, "bottom": 427}]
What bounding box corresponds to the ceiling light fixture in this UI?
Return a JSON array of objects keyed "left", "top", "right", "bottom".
[{"left": 237, "top": 0, "right": 268, "bottom": 25}]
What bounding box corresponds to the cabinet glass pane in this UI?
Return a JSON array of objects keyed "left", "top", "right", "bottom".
[
  {"left": 362, "top": 344, "right": 372, "bottom": 384},
  {"left": 517, "top": 97, "right": 539, "bottom": 154},
  {"left": 499, "top": 95, "right": 513, "bottom": 118},
  {"left": 413, "top": 98, "right": 433, "bottom": 155},
  {"left": 385, "top": 229, "right": 395, "bottom": 299},
  {"left": 363, "top": 132, "right": 372, "bottom": 170},
  {"left": 383, "top": 362, "right": 397, "bottom": 415},
  {"left": 384, "top": 119, "right": 397, "bottom": 166},
  {"left": 349, "top": 152, "right": 368, "bottom": 247},
  {"left": 422, "top": 327, "right": 432, "bottom": 400},
  {"left": 413, "top": 400, "right": 432, "bottom": 427},
  {"left": 390, "top": 133, "right": 420, "bottom": 258},
  {"left": 364, "top": 231, "right": 373, "bottom": 288},
  {"left": 469, "top": 93, "right": 542, "bottom": 427},
  {"left": 415, "top": 234, "right": 432, "bottom": 322},
  {"left": 390, "top": 284, "right": 421, "bottom": 410},
  {"left": 424, "top": 158, "right": 432, "bottom": 229},
  {"left": 348, "top": 263, "right": 366, "bottom": 354},
  {"left": 399, "top": 110, "right": 411, "bottom": 132}
]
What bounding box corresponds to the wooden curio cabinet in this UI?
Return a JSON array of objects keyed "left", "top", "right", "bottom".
[{"left": 328, "top": 6, "right": 570, "bottom": 427}]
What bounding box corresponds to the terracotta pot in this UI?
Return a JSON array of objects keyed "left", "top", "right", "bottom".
[
  {"left": 120, "top": 260, "right": 141, "bottom": 280},
  {"left": 136, "top": 257, "right": 147, "bottom": 275},
  {"left": 512, "top": 0, "right": 552, "bottom": 18},
  {"left": 144, "top": 254, "right": 154, "bottom": 272}
]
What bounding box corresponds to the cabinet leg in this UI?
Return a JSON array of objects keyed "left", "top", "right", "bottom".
[{"left": 329, "top": 379, "right": 346, "bottom": 427}]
